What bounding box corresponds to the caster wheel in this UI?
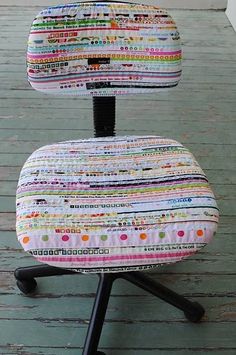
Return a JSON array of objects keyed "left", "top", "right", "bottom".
[
  {"left": 97, "top": 352, "right": 106, "bottom": 355},
  {"left": 16, "top": 278, "right": 37, "bottom": 295},
  {"left": 184, "top": 302, "right": 205, "bottom": 323}
]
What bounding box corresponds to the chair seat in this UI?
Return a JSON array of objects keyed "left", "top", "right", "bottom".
[{"left": 16, "top": 136, "right": 219, "bottom": 272}]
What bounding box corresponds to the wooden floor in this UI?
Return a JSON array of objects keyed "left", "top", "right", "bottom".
[{"left": 0, "top": 6, "right": 236, "bottom": 355}]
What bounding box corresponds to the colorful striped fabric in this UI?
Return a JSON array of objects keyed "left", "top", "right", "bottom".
[
  {"left": 16, "top": 136, "right": 219, "bottom": 273},
  {"left": 27, "top": 1, "right": 182, "bottom": 96}
]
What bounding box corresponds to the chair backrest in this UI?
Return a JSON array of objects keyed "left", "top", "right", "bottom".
[{"left": 27, "top": 1, "right": 182, "bottom": 96}]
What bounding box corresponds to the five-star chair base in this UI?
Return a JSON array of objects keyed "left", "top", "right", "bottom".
[{"left": 15, "top": 265, "right": 205, "bottom": 355}]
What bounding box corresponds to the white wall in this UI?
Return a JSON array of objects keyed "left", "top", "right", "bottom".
[
  {"left": 226, "top": 0, "right": 236, "bottom": 31},
  {"left": 1, "top": 0, "right": 227, "bottom": 10},
  {"left": 158, "top": 0, "right": 227, "bottom": 9}
]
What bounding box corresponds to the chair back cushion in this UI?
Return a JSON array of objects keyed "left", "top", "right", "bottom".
[{"left": 27, "top": 1, "right": 182, "bottom": 96}]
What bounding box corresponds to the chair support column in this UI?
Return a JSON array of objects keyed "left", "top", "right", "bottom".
[{"left": 93, "top": 96, "right": 116, "bottom": 137}]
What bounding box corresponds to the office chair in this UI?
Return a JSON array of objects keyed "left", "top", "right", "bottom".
[{"left": 14, "top": 2, "right": 219, "bottom": 354}]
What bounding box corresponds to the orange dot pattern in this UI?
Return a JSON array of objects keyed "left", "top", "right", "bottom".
[
  {"left": 82, "top": 235, "right": 89, "bottom": 241},
  {"left": 22, "top": 236, "right": 30, "bottom": 244}
]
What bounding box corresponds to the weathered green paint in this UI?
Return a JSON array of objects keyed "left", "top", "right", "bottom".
[
  {"left": 0, "top": 319, "right": 236, "bottom": 349},
  {"left": 0, "top": 349, "right": 236, "bottom": 355},
  {"left": 0, "top": 7, "right": 236, "bottom": 355},
  {"left": 0, "top": 127, "right": 235, "bottom": 145},
  {"left": 0, "top": 293, "right": 236, "bottom": 322}
]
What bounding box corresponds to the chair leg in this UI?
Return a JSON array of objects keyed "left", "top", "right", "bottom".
[
  {"left": 121, "top": 271, "right": 205, "bottom": 323},
  {"left": 82, "top": 273, "right": 115, "bottom": 355},
  {"left": 14, "top": 265, "right": 77, "bottom": 294}
]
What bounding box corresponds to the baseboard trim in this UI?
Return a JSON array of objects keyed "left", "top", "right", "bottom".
[{"left": 226, "top": 0, "right": 236, "bottom": 31}]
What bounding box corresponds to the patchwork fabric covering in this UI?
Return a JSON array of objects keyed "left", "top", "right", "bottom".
[
  {"left": 27, "top": 1, "right": 182, "bottom": 96},
  {"left": 16, "top": 136, "right": 219, "bottom": 273}
]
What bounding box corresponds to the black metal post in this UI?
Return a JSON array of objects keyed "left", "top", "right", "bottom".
[
  {"left": 93, "top": 96, "right": 116, "bottom": 137},
  {"left": 82, "top": 273, "right": 115, "bottom": 355}
]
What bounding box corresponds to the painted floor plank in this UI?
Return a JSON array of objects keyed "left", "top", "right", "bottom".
[
  {"left": 0, "top": 349, "right": 235, "bottom": 355},
  {"left": 0, "top": 319, "right": 236, "bottom": 349},
  {"left": 0, "top": 127, "right": 235, "bottom": 146},
  {"left": 1, "top": 271, "right": 236, "bottom": 302},
  {"left": 1, "top": 293, "right": 235, "bottom": 322},
  {"left": 1, "top": 350, "right": 236, "bottom": 355}
]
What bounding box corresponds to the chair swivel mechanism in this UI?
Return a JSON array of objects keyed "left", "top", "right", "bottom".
[{"left": 14, "top": 2, "right": 219, "bottom": 354}]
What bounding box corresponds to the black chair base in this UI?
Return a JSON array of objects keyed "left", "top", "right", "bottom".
[{"left": 14, "top": 265, "right": 205, "bottom": 354}]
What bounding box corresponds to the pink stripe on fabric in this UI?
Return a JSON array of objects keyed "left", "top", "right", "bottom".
[{"left": 37, "top": 251, "right": 193, "bottom": 263}]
